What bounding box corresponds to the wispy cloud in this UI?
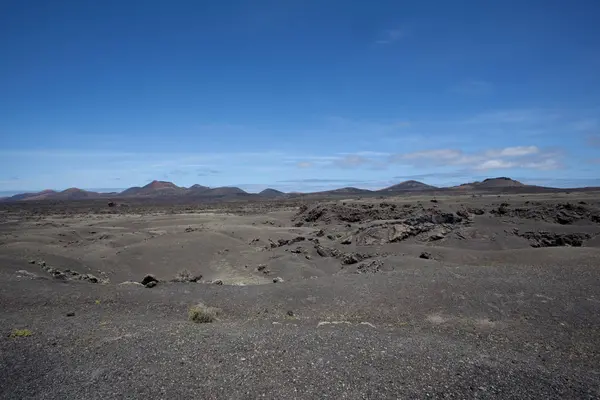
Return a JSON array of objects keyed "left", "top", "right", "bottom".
[
  {"left": 486, "top": 146, "right": 539, "bottom": 157},
  {"left": 571, "top": 119, "right": 598, "bottom": 133},
  {"left": 391, "top": 146, "right": 562, "bottom": 171},
  {"left": 294, "top": 151, "right": 391, "bottom": 170},
  {"left": 197, "top": 169, "right": 221, "bottom": 177},
  {"left": 332, "top": 155, "right": 371, "bottom": 168},
  {"left": 464, "top": 109, "right": 562, "bottom": 125},
  {"left": 277, "top": 178, "right": 368, "bottom": 184},
  {"left": 375, "top": 29, "right": 404, "bottom": 44}
]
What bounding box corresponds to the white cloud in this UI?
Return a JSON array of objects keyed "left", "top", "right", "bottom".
[
  {"left": 465, "top": 109, "right": 561, "bottom": 125},
  {"left": 400, "top": 149, "right": 463, "bottom": 161},
  {"left": 392, "top": 146, "right": 562, "bottom": 171},
  {"left": 296, "top": 162, "right": 313, "bottom": 168},
  {"left": 522, "top": 159, "right": 561, "bottom": 170},
  {"left": 474, "top": 160, "right": 516, "bottom": 170},
  {"left": 488, "top": 146, "right": 540, "bottom": 157}
]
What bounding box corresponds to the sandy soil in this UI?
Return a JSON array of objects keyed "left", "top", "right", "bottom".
[{"left": 1, "top": 192, "right": 600, "bottom": 398}]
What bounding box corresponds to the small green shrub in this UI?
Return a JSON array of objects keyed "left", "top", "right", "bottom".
[
  {"left": 188, "top": 303, "right": 221, "bottom": 323},
  {"left": 174, "top": 269, "right": 202, "bottom": 283},
  {"left": 10, "top": 329, "right": 32, "bottom": 338}
]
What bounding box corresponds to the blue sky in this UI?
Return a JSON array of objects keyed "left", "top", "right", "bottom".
[{"left": 1, "top": 0, "right": 599, "bottom": 194}]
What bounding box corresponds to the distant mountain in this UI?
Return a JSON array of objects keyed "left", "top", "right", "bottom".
[
  {"left": 203, "top": 187, "right": 248, "bottom": 196},
  {"left": 188, "top": 184, "right": 210, "bottom": 192},
  {"left": 258, "top": 188, "right": 286, "bottom": 198},
  {"left": 120, "top": 180, "right": 185, "bottom": 197},
  {"left": 379, "top": 180, "right": 437, "bottom": 192},
  {"left": 5, "top": 189, "right": 57, "bottom": 201},
  {"left": 4, "top": 188, "right": 107, "bottom": 201},
  {"left": 119, "top": 186, "right": 143, "bottom": 196},
  {"left": 478, "top": 177, "right": 525, "bottom": 188},
  {"left": 317, "top": 187, "right": 373, "bottom": 195},
  {"left": 145, "top": 180, "right": 178, "bottom": 190},
  {"left": 3, "top": 176, "right": 593, "bottom": 203},
  {"left": 52, "top": 188, "right": 102, "bottom": 200},
  {"left": 452, "top": 177, "right": 526, "bottom": 190}
]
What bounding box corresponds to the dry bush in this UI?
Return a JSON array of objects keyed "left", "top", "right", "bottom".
[{"left": 188, "top": 303, "right": 221, "bottom": 323}]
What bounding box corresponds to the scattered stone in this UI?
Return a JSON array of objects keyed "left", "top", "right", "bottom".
[
  {"left": 341, "top": 253, "right": 369, "bottom": 265},
  {"left": 290, "top": 236, "right": 305, "bottom": 244},
  {"left": 518, "top": 231, "right": 591, "bottom": 247},
  {"left": 53, "top": 272, "right": 68, "bottom": 281},
  {"left": 356, "top": 260, "right": 383, "bottom": 274},
  {"left": 28, "top": 260, "right": 36, "bottom": 264},
  {"left": 80, "top": 274, "right": 99, "bottom": 283},
  {"left": 468, "top": 208, "right": 485, "bottom": 215},
  {"left": 287, "top": 310, "right": 295, "bottom": 317},
  {"left": 107, "top": 201, "right": 116, "bottom": 207},
  {"left": 389, "top": 224, "right": 413, "bottom": 243},
  {"left": 340, "top": 237, "right": 352, "bottom": 245},
  {"left": 290, "top": 247, "right": 303, "bottom": 254},
  {"left": 315, "top": 229, "right": 325, "bottom": 237},
  {"left": 305, "top": 255, "right": 312, "bottom": 260},
  {"left": 119, "top": 281, "right": 143, "bottom": 286},
  {"left": 38, "top": 261, "right": 46, "bottom": 267},
  {"left": 419, "top": 252, "right": 432, "bottom": 259},
  {"left": 430, "top": 199, "right": 438, "bottom": 203},
  {"left": 15, "top": 270, "right": 38, "bottom": 279},
  {"left": 212, "top": 280, "right": 224, "bottom": 285},
  {"left": 456, "top": 209, "right": 470, "bottom": 219},
  {"left": 315, "top": 245, "right": 339, "bottom": 258},
  {"left": 66, "top": 312, "right": 75, "bottom": 317},
  {"left": 141, "top": 274, "right": 158, "bottom": 286},
  {"left": 273, "top": 277, "right": 284, "bottom": 283},
  {"left": 257, "top": 264, "right": 267, "bottom": 271},
  {"left": 428, "top": 232, "right": 446, "bottom": 241},
  {"left": 144, "top": 281, "right": 157, "bottom": 288}
]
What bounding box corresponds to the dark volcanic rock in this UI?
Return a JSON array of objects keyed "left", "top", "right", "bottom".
[
  {"left": 341, "top": 253, "right": 370, "bottom": 265},
  {"left": 356, "top": 260, "right": 384, "bottom": 274},
  {"left": 340, "top": 237, "right": 352, "bottom": 245},
  {"left": 419, "top": 252, "right": 432, "bottom": 259},
  {"left": 315, "top": 245, "right": 340, "bottom": 258},
  {"left": 81, "top": 274, "right": 99, "bottom": 283},
  {"left": 491, "top": 202, "right": 600, "bottom": 225},
  {"left": 518, "top": 231, "right": 591, "bottom": 247},
  {"left": 141, "top": 275, "right": 159, "bottom": 285}
]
